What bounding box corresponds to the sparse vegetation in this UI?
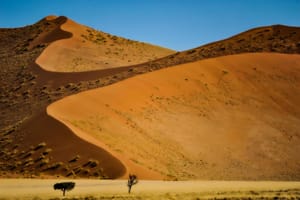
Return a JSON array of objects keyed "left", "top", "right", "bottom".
[
  {"left": 34, "top": 142, "right": 46, "bottom": 151},
  {"left": 39, "top": 158, "right": 49, "bottom": 167},
  {"left": 127, "top": 174, "right": 138, "bottom": 194},
  {"left": 83, "top": 159, "right": 99, "bottom": 168},
  {"left": 222, "top": 70, "right": 229, "bottom": 75},
  {"left": 73, "top": 166, "right": 82, "bottom": 174},
  {"left": 69, "top": 155, "right": 80, "bottom": 163},
  {"left": 46, "top": 162, "right": 63, "bottom": 170},
  {"left": 53, "top": 182, "right": 75, "bottom": 196},
  {"left": 23, "top": 150, "right": 34, "bottom": 159},
  {"left": 42, "top": 148, "right": 52, "bottom": 155}
]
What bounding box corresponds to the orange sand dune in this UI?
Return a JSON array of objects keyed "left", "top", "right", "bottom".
[
  {"left": 36, "top": 16, "right": 175, "bottom": 72},
  {"left": 48, "top": 53, "right": 300, "bottom": 180}
]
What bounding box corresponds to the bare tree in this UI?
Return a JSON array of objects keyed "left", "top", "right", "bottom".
[
  {"left": 127, "top": 174, "right": 138, "bottom": 193},
  {"left": 54, "top": 182, "right": 75, "bottom": 196}
]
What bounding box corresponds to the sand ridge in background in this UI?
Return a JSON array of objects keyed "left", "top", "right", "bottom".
[
  {"left": 36, "top": 16, "right": 175, "bottom": 72},
  {"left": 48, "top": 53, "right": 300, "bottom": 180}
]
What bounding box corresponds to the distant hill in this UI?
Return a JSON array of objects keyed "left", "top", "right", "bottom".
[
  {"left": 35, "top": 15, "right": 175, "bottom": 72},
  {"left": 0, "top": 16, "right": 299, "bottom": 179},
  {"left": 129, "top": 24, "right": 300, "bottom": 74}
]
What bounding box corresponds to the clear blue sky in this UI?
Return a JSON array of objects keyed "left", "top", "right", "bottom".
[{"left": 1, "top": 0, "right": 299, "bottom": 51}]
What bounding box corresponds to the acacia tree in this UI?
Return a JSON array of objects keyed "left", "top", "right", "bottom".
[
  {"left": 53, "top": 182, "right": 75, "bottom": 196},
  {"left": 127, "top": 174, "right": 138, "bottom": 194}
]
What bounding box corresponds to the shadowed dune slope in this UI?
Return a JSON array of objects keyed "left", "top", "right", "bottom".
[
  {"left": 27, "top": 16, "right": 73, "bottom": 49},
  {"left": 36, "top": 16, "right": 175, "bottom": 72},
  {"left": 48, "top": 53, "right": 300, "bottom": 180},
  {"left": 20, "top": 111, "right": 126, "bottom": 179}
]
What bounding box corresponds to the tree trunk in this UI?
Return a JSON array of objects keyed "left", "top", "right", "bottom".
[{"left": 63, "top": 189, "right": 66, "bottom": 196}]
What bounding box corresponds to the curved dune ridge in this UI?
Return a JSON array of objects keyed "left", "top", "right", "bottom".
[
  {"left": 36, "top": 16, "right": 175, "bottom": 72},
  {"left": 1, "top": 15, "right": 300, "bottom": 180},
  {"left": 20, "top": 111, "right": 126, "bottom": 179},
  {"left": 28, "top": 16, "right": 73, "bottom": 50},
  {"left": 48, "top": 53, "right": 300, "bottom": 180}
]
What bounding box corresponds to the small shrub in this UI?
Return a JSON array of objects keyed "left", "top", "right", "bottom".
[
  {"left": 35, "top": 155, "right": 45, "bottom": 162},
  {"left": 187, "top": 49, "right": 196, "bottom": 54},
  {"left": 82, "top": 168, "right": 90, "bottom": 175},
  {"left": 222, "top": 70, "right": 229, "bottom": 75},
  {"left": 93, "top": 171, "right": 101, "bottom": 177},
  {"left": 23, "top": 158, "right": 34, "bottom": 167},
  {"left": 69, "top": 155, "right": 80, "bottom": 163},
  {"left": 42, "top": 148, "right": 52, "bottom": 155},
  {"left": 39, "top": 158, "right": 49, "bottom": 167},
  {"left": 18, "top": 150, "right": 25, "bottom": 156},
  {"left": 65, "top": 83, "right": 74, "bottom": 89},
  {"left": 83, "top": 159, "right": 99, "bottom": 168},
  {"left": 36, "top": 43, "right": 46, "bottom": 48},
  {"left": 73, "top": 167, "right": 82, "bottom": 174},
  {"left": 46, "top": 162, "right": 63, "bottom": 170},
  {"left": 66, "top": 170, "right": 75, "bottom": 177},
  {"left": 34, "top": 142, "right": 46, "bottom": 151},
  {"left": 23, "top": 151, "right": 34, "bottom": 159}
]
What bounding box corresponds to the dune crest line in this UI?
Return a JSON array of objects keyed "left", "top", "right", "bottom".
[{"left": 47, "top": 53, "right": 300, "bottom": 180}]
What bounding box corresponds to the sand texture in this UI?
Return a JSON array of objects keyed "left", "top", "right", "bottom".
[
  {"left": 48, "top": 53, "right": 300, "bottom": 180},
  {"left": 35, "top": 16, "right": 175, "bottom": 72}
]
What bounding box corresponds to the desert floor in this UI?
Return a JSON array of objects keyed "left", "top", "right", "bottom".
[{"left": 0, "top": 179, "right": 299, "bottom": 199}]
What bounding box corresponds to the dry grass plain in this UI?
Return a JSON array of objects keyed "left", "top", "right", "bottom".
[{"left": 0, "top": 179, "right": 299, "bottom": 200}]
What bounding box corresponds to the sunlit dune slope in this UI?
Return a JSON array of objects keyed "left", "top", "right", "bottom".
[
  {"left": 48, "top": 53, "right": 300, "bottom": 180},
  {"left": 129, "top": 25, "right": 300, "bottom": 75},
  {"left": 35, "top": 16, "right": 175, "bottom": 72}
]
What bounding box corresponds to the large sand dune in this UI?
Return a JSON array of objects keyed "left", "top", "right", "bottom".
[
  {"left": 36, "top": 16, "right": 175, "bottom": 72},
  {"left": 48, "top": 53, "right": 300, "bottom": 180},
  {"left": 1, "top": 16, "right": 300, "bottom": 179}
]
